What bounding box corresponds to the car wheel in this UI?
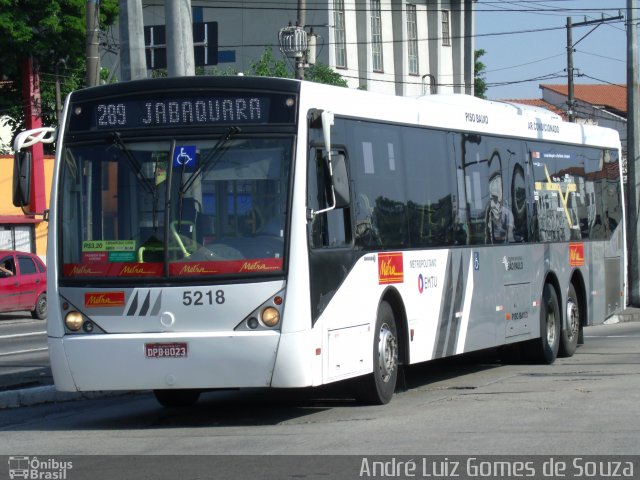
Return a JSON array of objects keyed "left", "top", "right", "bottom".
[{"left": 31, "top": 293, "right": 47, "bottom": 320}]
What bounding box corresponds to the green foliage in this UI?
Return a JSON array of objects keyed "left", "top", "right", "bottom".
[
  {"left": 247, "top": 47, "right": 291, "bottom": 78},
  {"left": 0, "top": 0, "right": 118, "bottom": 133},
  {"left": 474, "top": 49, "right": 488, "bottom": 99},
  {"left": 306, "top": 63, "right": 348, "bottom": 87},
  {"left": 246, "top": 47, "right": 347, "bottom": 88}
]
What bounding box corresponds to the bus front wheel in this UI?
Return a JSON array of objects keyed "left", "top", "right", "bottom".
[
  {"left": 356, "top": 301, "right": 398, "bottom": 405},
  {"left": 153, "top": 389, "right": 201, "bottom": 408}
]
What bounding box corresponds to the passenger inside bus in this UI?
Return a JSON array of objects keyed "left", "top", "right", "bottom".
[{"left": 485, "top": 172, "right": 514, "bottom": 243}]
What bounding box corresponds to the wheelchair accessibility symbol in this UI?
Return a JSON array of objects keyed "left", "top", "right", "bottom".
[{"left": 173, "top": 145, "right": 197, "bottom": 170}]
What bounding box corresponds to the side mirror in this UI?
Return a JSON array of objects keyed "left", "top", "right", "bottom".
[{"left": 13, "top": 151, "right": 32, "bottom": 208}]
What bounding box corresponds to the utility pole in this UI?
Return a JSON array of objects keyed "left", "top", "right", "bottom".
[
  {"left": 119, "top": 0, "right": 147, "bottom": 81},
  {"left": 566, "top": 17, "right": 575, "bottom": 122},
  {"left": 166, "top": 0, "right": 195, "bottom": 77},
  {"left": 296, "top": 0, "right": 306, "bottom": 80},
  {"left": 565, "top": 14, "right": 623, "bottom": 122},
  {"left": 86, "top": 0, "right": 100, "bottom": 87},
  {"left": 627, "top": 0, "right": 640, "bottom": 306},
  {"left": 20, "top": 58, "right": 46, "bottom": 215},
  {"left": 278, "top": 2, "right": 308, "bottom": 80},
  {"left": 55, "top": 62, "right": 63, "bottom": 122}
]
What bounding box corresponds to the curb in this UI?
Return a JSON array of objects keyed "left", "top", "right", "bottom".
[
  {"left": 606, "top": 308, "right": 640, "bottom": 324},
  {"left": 0, "top": 386, "right": 126, "bottom": 409}
]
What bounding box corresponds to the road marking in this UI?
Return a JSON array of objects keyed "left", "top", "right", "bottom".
[
  {"left": 0, "top": 347, "right": 48, "bottom": 357},
  {"left": 585, "top": 335, "right": 640, "bottom": 338},
  {"left": 0, "top": 331, "right": 47, "bottom": 339}
]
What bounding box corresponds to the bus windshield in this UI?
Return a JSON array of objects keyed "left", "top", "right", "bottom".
[{"left": 60, "top": 134, "right": 292, "bottom": 280}]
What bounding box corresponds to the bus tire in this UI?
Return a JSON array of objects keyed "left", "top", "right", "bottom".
[
  {"left": 356, "top": 301, "right": 398, "bottom": 405},
  {"left": 153, "top": 389, "right": 201, "bottom": 408},
  {"left": 559, "top": 283, "right": 580, "bottom": 357},
  {"left": 526, "top": 283, "right": 560, "bottom": 364}
]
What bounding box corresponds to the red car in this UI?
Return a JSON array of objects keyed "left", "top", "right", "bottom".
[{"left": 0, "top": 250, "right": 47, "bottom": 319}]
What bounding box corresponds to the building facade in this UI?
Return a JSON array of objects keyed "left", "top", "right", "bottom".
[
  {"left": 108, "top": 0, "right": 475, "bottom": 96},
  {"left": 0, "top": 156, "right": 54, "bottom": 259}
]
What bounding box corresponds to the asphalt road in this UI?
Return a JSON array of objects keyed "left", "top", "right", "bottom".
[
  {"left": 0, "top": 312, "right": 50, "bottom": 391},
  {"left": 0, "top": 314, "right": 639, "bottom": 478},
  {"left": 0, "top": 319, "right": 638, "bottom": 452}
]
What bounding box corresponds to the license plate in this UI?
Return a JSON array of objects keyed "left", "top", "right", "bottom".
[{"left": 145, "top": 342, "right": 188, "bottom": 358}]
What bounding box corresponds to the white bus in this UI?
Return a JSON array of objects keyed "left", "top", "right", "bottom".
[{"left": 13, "top": 76, "right": 625, "bottom": 406}]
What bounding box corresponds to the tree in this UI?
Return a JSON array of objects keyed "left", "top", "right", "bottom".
[
  {"left": 306, "top": 63, "right": 348, "bottom": 87},
  {"left": 248, "top": 47, "right": 290, "bottom": 78},
  {"left": 0, "top": 0, "right": 118, "bottom": 138},
  {"left": 247, "top": 46, "right": 347, "bottom": 87},
  {"left": 474, "top": 49, "right": 488, "bottom": 99}
]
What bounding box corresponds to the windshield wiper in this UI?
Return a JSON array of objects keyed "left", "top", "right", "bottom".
[
  {"left": 179, "top": 126, "right": 241, "bottom": 196},
  {"left": 111, "top": 132, "right": 155, "bottom": 195}
]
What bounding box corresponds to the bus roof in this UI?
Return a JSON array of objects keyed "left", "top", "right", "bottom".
[
  {"left": 66, "top": 76, "right": 620, "bottom": 150},
  {"left": 296, "top": 80, "right": 621, "bottom": 150}
]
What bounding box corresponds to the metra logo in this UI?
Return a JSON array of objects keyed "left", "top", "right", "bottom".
[
  {"left": 378, "top": 252, "right": 404, "bottom": 285},
  {"left": 240, "top": 261, "right": 279, "bottom": 272},
  {"left": 178, "top": 264, "right": 219, "bottom": 275},
  {"left": 69, "top": 265, "right": 102, "bottom": 275},
  {"left": 119, "top": 265, "right": 157, "bottom": 275},
  {"left": 569, "top": 243, "right": 585, "bottom": 267},
  {"left": 85, "top": 291, "right": 125, "bottom": 308},
  {"left": 502, "top": 256, "right": 524, "bottom": 271}
]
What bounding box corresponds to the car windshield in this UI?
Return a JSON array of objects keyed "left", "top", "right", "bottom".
[{"left": 60, "top": 134, "right": 293, "bottom": 279}]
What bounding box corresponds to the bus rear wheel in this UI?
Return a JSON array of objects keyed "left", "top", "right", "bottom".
[
  {"left": 559, "top": 283, "right": 580, "bottom": 357},
  {"left": 356, "top": 301, "right": 398, "bottom": 405},
  {"left": 153, "top": 389, "right": 201, "bottom": 408},
  {"left": 526, "top": 283, "right": 560, "bottom": 364}
]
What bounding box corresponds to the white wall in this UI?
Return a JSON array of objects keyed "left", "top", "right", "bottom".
[{"left": 105, "top": 0, "right": 473, "bottom": 97}]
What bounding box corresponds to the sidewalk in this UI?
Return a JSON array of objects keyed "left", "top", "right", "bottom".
[
  {"left": 607, "top": 306, "right": 640, "bottom": 324},
  {"left": 0, "top": 308, "right": 638, "bottom": 409}
]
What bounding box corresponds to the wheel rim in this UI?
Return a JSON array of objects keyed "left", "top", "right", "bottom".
[
  {"left": 566, "top": 299, "right": 579, "bottom": 339},
  {"left": 37, "top": 296, "right": 46, "bottom": 317},
  {"left": 377, "top": 322, "right": 397, "bottom": 383},
  {"left": 546, "top": 301, "right": 557, "bottom": 346}
]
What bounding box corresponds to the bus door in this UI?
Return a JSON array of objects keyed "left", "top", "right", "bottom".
[
  {"left": 307, "top": 146, "right": 354, "bottom": 323},
  {"left": 503, "top": 140, "right": 532, "bottom": 340}
]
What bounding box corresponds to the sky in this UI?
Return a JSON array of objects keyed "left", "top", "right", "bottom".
[{"left": 475, "top": 0, "right": 629, "bottom": 100}]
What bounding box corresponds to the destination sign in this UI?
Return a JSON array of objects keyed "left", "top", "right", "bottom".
[{"left": 68, "top": 92, "right": 296, "bottom": 131}]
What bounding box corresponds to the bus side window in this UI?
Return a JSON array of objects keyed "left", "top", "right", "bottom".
[{"left": 309, "top": 149, "right": 351, "bottom": 248}]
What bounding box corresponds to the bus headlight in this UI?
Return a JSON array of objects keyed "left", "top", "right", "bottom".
[
  {"left": 65, "top": 311, "right": 84, "bottom": 331},
  {"left": 261, "top": 307, "right": 280, "bottom": 327},
  {"left": 234, "top": 289, "right": 285, "bottom": 331}
]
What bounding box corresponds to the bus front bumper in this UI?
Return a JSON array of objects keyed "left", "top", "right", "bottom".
[{"left": 48, "top": 331, "right": 282, "bottom": 392}]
